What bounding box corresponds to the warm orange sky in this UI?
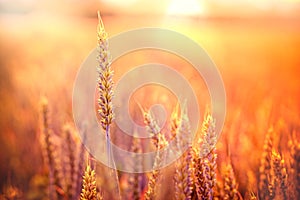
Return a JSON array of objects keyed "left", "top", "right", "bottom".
[{"left": 1, "top": 0, "right": 300, "bottom": 18}]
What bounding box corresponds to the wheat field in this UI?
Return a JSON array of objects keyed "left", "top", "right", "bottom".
[{"left": 0, "top": 3, "right": 300, "bottom": 200}]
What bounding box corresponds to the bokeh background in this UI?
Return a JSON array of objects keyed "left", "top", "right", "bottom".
[{"left": 1, "top": 0, "right": 300, "bottom": 198}]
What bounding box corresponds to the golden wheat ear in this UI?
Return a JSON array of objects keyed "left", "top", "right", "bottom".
[
  {"left": 173, "top": 101, "right": 194, "bottom": 200},
  {"left": 172, "top": 102, "right": 183, "bottom": 200},
  {"left": 142, "top": 106, "right": 168, "bottom": 200},
  {"left": 244, "top": 191, "right": 257, "bottom": 200},
  {"left": 223, "top": 161, "right": 240, "bottom": 200},
  {"left": 96, "top": 10, "right": 114, "bottom": 132},
  {"left": 194, "top": 112, "right": 217, "bottom": 200},
  {"left": 170, "top": 101, "right": 181, "bottom": 140},
  {"left": 96, "top": 10, "right": 114, "bottom": 166},
  {"left": 270, "top": 149, "right": 288, "bottom": 199},
  {"left": 80, "top": 163, "right": 103, "bottom": 200},
  {"left": 96, "top": 11, "right": 121, "bottom": 200}
]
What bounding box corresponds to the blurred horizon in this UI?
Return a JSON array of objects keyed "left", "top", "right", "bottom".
[{"left": 1, "top": 0, "right": 300, "bottom": 19}]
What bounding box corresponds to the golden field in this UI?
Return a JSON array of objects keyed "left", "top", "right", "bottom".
[{"left": 0, "top": 2, "right": 300, "bottom": 199}]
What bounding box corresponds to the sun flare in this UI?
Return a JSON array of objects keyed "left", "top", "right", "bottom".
[{"left": 167, "top": 0, "right": 204, "bottom": 16}]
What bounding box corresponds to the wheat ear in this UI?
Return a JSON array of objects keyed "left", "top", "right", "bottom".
[
  {"left": 258, "top": 128, "right": 273, "bottom": 200},
  {"left": 80, "top": 164, "right": 103, "bottom": 200},
  {"left": 270, "top": 150, "right": 288, "bottom": 199},
  {"left": 170, "top": 103, "right": 180, "bottom": 141},
  {"left": 173, "top": 103, "right": 194, "bottom": 200},
  {"left": 96, "top": 11, "right": 121, "bottom": 200},
  {"left": 173, "top": 104, "right": 185, "bottom": 200},
  {"left": 1, "top": 185, "right": 22, "bottom": 199},
  {"left": 180, "top": 104, "right": 194, "bottom": 200},
  {"left": 62, "top": 124, "right": 76, "bottom": 199},
  {"left": 223, "top": 162, "right": 240, "bottom": 200},
  {"left": 245, "top": 192, "right": 257, "bottom": 200},
  {"left": 96, "top": 10, "right": 114, "bottom": 164},
  {"left": 289, "top": 138, "right": 300, "bottom": 199},
  {"left": 195, "top": 112, "right": 217, "bottom": 200},
  {"left": 143, "top": 108, "right": 168, "bottom": 200},
  {"left": 75, "top": 124, "right": 88, "bottom": 199},
  {"left": 40, "top": 98, "right": 65, "bottom": 200},
  {"left": 267, "top": 173, "right": 275, "bottom": 200}
]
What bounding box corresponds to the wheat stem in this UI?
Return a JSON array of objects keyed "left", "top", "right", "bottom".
[
  {"left": 128, "top": 129, "right": 143, "bottom": 200},
  {"left": 40, "top": 98, "right": 65, "bottom": 200},
  {"left": 96, "top": 11, "right": 121, "bottom": 200},
  {"left": 62, "top": 124, "right": 76, "bottom": 199}
]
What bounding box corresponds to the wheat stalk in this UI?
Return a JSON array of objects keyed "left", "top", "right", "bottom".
[
  {"left": 143, "top": 108, "right": 168, "bottom": 200},
  {"left": 173, "top": 102, "right": 194, "bottom": 200},
  {"left": 96, "top": 10, "right": 114, "bottom": 163},
  {"left": 249, "top": 193, "right": 257, "bottom": 200},
  {"left": 128, "top": 130, "right": 143, "bottom": 200},
  {"left": 179, "top": 104, "right": 195, "bottom": 200},
  {"left": 62, "top": 124, "right": 76, "bottom": 199},
  {"left": 96, "top": 11, "right": 121, "bottom": 200},
  {"left": 40, "top": 97, "right": 65, "bottom": 200},
  {"left": 142, "top": 107, "right": 168, "bottom": 168},
  {"left": 143, "top": 109, "right": 163, "bottom": 149},
  {"left": 174, "top": 145, "right": 194, "bottom": 200},
  {"left": 174, "top": 154, "right": 187, "bottom": 200},
  {"left": 198, "top": 112, "right": 217, "bottom": 158},
  {"left": 170, "top": 103, "right": 181, "bottom": 140},
  {"left": 246, "top": 192, "right": 257, "bottom": 200},
  {"left": 96, "top": 11, "right": 114, "bottom": 131},
  {"left": 75, "top": 125, "right": 88, "bottom": 199}
]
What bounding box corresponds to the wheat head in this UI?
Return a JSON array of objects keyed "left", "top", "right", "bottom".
[
  {"left": 271, "top": 150, "right": 288, "bottom": 199},
  {"left": 258, "top": 128, "right": 273, "bottom": 200},
  {"left": 289, "top": 138, "right": 300, "bottom": 198},
  {"left": 194, "top": 112, "right": 217, "bottom": 200},
  {"left": 223, "top": 162, "right": 239, "bottom": 200},
  {"left": 80, "top": 164, "right": 103, "bottom": 200},
  {"left": 143, "top": 108, "right": 168, "bottom": 200},
  {"left": 96, "top": 11, "right": 114, "bottom": 131}
]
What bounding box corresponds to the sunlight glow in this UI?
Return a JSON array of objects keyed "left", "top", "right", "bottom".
[
  {"left": 102, "top": 0, "right": 138, "bottom": 7},
  {"left": 167, "top": 0, "right": 204, "bottom": 16}
]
